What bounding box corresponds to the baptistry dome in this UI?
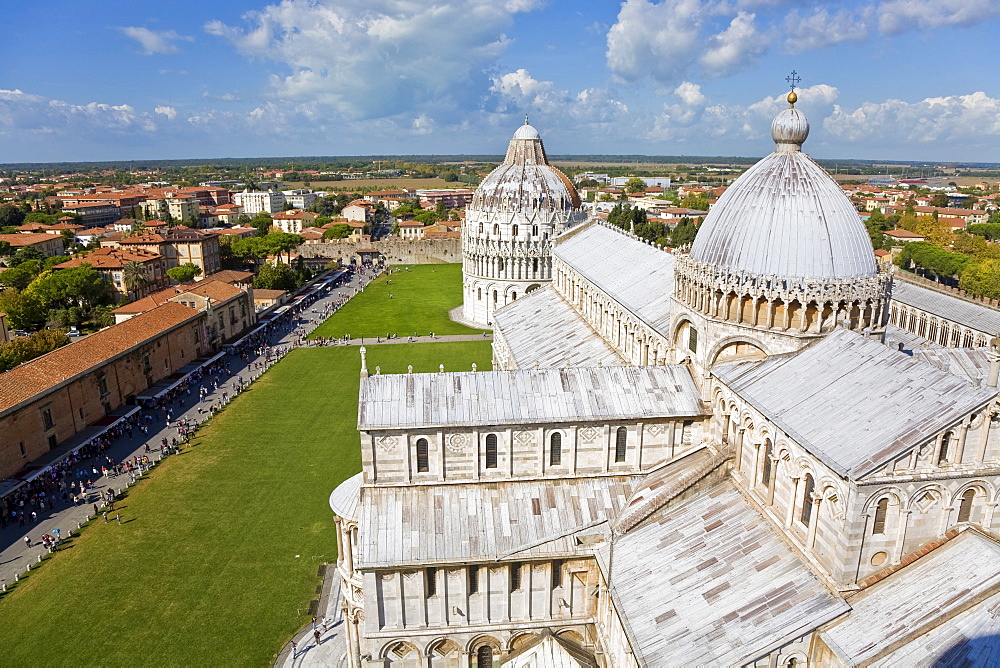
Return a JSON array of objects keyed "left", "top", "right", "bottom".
[
  {"left": 471, "top": 121, "right": 581, "bottom": 212},
  {"left": 689, "top": 94, "right": 876, "bottom": 280}
]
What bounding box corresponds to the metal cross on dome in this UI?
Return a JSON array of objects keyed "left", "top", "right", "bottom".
[{"left": 786, "top": 70, "right": 801, "bottom": 91}]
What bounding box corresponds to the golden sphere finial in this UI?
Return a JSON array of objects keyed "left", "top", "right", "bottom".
[{"left": 787, "top": 90, "right": 798, "bottom": 107}]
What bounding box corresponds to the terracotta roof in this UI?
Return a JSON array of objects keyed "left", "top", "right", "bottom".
[
  {"left": 55, "top": 247, "right": 163, "bottom": 270},
  {"left": 183, "top": 280, "right": 242, "bottom": 302},
  {"left": 203, "top": 269, "right": 254, "bottom": 284},
  {"left": 885, "top": 228, "right": 924, "bottom": 239},
  {"left": 0, "top": 233, "right": 61, "bottom": 247},
  {"left": 874, "top": 249, "right": 891, "bottom": 257},
  {"left": 119, "top": 226, "right": 218, "bottom": 244},
  {"left": 113, "top": 288, "right": 183, "bottom": 314},
  {"left": 0, "top": 302, "right": 200, "bottom": 415},
  {"left": 252, "top": 289, "right": 286, "bottom": 299}
]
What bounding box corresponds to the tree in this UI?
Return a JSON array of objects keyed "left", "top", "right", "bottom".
[
  {"left": 959, "top": 260, "right": 1000, "bottom": 300},
  {"left": 11, "top": 246, "right": 45, "bottom": 266},
  {"left": 253, "top": 262, "right": 298, "bottom": 291},
  {"left": 167, "top": 263, "right": 202, "bottom": 284},
  {"left": 624, "top": 177, "right": 646, "bottom": 194},
  {"left": 29, "top": 265, "right": 110, "bottom": 310},
  {"left": 251, "top": 213, "right": 273, "bottom": 237},
  {"left": 323, "top": 224, "right": 352, "bottom": 239},
  {"left": 0, "top": 240, "right": 10, "bottom": 257},
  {"left": 0, "top": 329, "right": 69, "bottom": 372},
  {"left": 930, "top": 193, "right": 950, "bottom": 207},
  {"left": 670, "top": 217, "right": 699, "bottom": 247},
  {"left": 680, "top": 194, "right": 710, "bottom": 211},
  {"left": 0, "top": 288, "right": 46, "bottom": 330},
  {"left": 122, "top": 260, "right": 149, "bottom": 298},
  {"left": 0, "top": 204, "right": 26, "bottom": 228}
]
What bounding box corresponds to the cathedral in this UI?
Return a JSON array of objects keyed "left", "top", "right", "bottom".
[{"left": 329, "top": 93, "right": 1000, "bottom": 666}]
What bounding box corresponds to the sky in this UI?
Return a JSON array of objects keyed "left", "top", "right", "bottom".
[{"left": 3, "top": 0, "right": 1000, "bottom": 164}]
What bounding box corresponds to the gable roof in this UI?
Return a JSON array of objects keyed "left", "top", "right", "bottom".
[
  {"left": 553, "top": 220, "right": 675, "bottom": 336},
  {"left": 359, "top": 364, "right": 704, "bottom": 430},
  {"left": 0, "top": 302, "right": 200, "bottom": 415},
  {"left": 712, "top": 329, "right": 996, "bottom": 478},
  {"left": 890, "top": 279, "right": 1000, "bottom": 336},
  {"left": 607, "top": 480, "right": 849, "bottom": 666}
]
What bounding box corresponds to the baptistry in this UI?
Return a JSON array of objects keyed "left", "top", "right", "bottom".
[{"left": 461, "top": 120, "right": 585, "bottom": 326}]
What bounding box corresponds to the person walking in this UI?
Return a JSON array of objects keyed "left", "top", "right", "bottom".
[
  {"left": 313, "top": 629, "right": 321, "bottom": 646},
  {"left": 23, "top": 535, "right": 30, "bottom": 548}
]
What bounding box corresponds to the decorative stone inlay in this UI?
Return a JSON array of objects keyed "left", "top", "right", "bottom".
[
  {"left": 645, "top": 424, "right": 664, "bottom": 437},
  {"left": 378, "top": 436, "right": 397, "bottom": 452},
  {"left": 447, "top": 433, "right": 469, "bottom": 452},
  {"left": 514, "top": 430, "right": 535, "bottom": 445},
  {"left": 579, "top": 426, "right": 600, "bottom": 442}
]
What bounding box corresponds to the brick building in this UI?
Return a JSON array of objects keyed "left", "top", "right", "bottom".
[
  {"left": 0, "top": 302, "right": 209, "bottom": 480},
  {"left": 54, "top": 247, "right": 169, "bottom": 300}
]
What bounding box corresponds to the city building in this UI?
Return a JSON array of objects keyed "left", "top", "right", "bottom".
[
  {"left": 54, "top": 247, "right": 169, "bottom": 300},
  {"left": 271, "top": 209, "right": 319, "bottom": 234},
  {"left": 111, "top": 226, "right": 222, "bottom": 276},
  {"left": 282, "top": 189, "right": 318, "bottom": 210},
  {"left": 417, "top": 189, "right": 476, "bottom": 210},
  {"left": 330, "top": 93, "right": 1000, "bottom": 665},
  {"left": 0, "top": 302, "right": 209, "bottom": 480},
  {"left": 0, "top": 232, "right": 65, "bottom": 258},
  {"left": 233, "top": 190, "right": 286, "bottom": 215},
  {"left": 460, "top": 121, "right": 586, "bottom": 326}
]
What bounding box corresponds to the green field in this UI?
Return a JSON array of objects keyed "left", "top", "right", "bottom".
[
  {"left": 310, "top": 264, "right": 482, "bottom": 340},
  {"left": 0, "top": 342, "right": 492, "bottom": 667}
]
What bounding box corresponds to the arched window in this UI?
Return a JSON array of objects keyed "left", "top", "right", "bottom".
[
  {"left": 493, "top": 223, "right": 499, "bottom": 236},
  {"left": 477, "top": 287, "right": 482, "bottom": 300},
  {"left": 416, "top": 438, "right": 429, "bottom": 473},
  {"left": 761, "top": 440, "right": 773, "bottom": 486},
  {"left": 800, "top": 473, "right": 815, "bottom": 526},
  {"left": 938, "top": 432, "right": 952, "bottom": 464},
  {"left": 485, "top": 434, "right": 498, "bottom": 469},
  {"left": 873, "top": 498, "right": 888, "bottom": 534},
  {"left": 497, "top": 259, "right": 504, "bottom": 272},
  {"left": 512, "top": 292, "right": 517, "bottom": 300},
  {"left": 615, "top": 427, "right": 627, "bottom": 463},
  {"left": 958, "top": 489, "right": 976, "bottom": 523},
  {"left": 477, "top": 645, "right": 494, "bottom": 668},
  {"left": 550, "top": 432, "right": 562, "bottom": 466},
  {"left": 492, "top": 290, "right": 498, "bottom": 305},
  {"left": 533, "top": 258, "right": 538, "bottom": 274},
  {"left": 688, "top": 326, "right": 698, "bottom": 353},
  {"left": 479, "top": 222, "right": 483, "bottom": 234},
  {"left": 425, "top": 567, "right": 437, "bottom": 597},
  {"left": 511, "top": 224, "right": 519, "bottom": 236}
]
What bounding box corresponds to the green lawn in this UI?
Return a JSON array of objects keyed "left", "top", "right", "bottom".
[
  {"left": 309, "top": 264, "right": 482, "bottom": 340},
  {"left": 0, "top": 342, "right": 492, "bottom": 667}
]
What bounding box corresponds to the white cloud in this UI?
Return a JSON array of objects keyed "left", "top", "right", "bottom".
[
  {"left": 784, "top": 7, "right": 872, "bottom": 52},
  {"left": 412, "top": 114, "right": 436, "bottom": 135},
  {"left": 824, "top": 91, "right": 1000, "bottom": 144},
  {"left": 877, "top": 0, "right": 1000, "bottom": 34},
  {"left": 120, "top": 27, "right": 193, "bottom": 55},
  {"left": 204, "top": 0, "right": 538, "bottom": 121},
  {"left": 490, "top": 69, "right": 628, "bottom": 125},
  {"left": 605, "top": 0, "right": 704, "bottom": 82},
  {"left": 154, "top": 105, "right": 177, "bottom": 120},
  {"left": 699, "top": 12, "right": 768, "bottom": 76},
  {"left": 0, "top": 89, "right": 159, "bottom": 136},
  {"left": 674, "top": 81, "right": 706, "bottom": 107}
]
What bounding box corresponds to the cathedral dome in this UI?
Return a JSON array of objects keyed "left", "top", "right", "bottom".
[
  {"left": 688, "top": 98, "right": 876, "bottom": 280},
  {"left": 471, "top": 121, "right": 581, "bottom": 212}
]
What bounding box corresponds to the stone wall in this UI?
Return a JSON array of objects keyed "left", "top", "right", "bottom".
[{"left": 299, "top": 239, "right": 462, "bottom": 265}]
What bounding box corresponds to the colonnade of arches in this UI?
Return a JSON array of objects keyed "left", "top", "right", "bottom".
[
  {"left": 376, "top": 629, "right": 587, "bottom": 666},
  {"left": 888, "top": 302, "right": 990, "bottom": 348},
  {"left": 463, "top": 252, "right": 551, "bottom": 282},
  {"left": 674, "top": 273, "right": 884, "bottom": 335},
  {"left": 554, "top": 264, "right": 668, "bottom": 365}
]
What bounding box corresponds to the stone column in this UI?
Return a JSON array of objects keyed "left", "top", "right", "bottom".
[
  {"left": 954, "top": 418, "right": 971, "bottom": 465},
  {"left": 806, "top": 495, "right": 823, "bottom": 549},
  {"left": 976, "top": 410, "right": 994, "bottom": 464},
  {"left": 346, "top": 611, "right": 361, "bottom": 668},
  {"left": 766, "top": 457, "right": 779, "bottom": 506},
  {"left": 892, "top": 510, "right": 911, "bottom": 565},
  {"left": 785, "top": 476, "right": 801, "bottom": 528}
]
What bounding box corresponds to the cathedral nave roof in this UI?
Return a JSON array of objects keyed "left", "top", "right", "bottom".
[
  {"left": 820, "top": 529, "right": 1000, "bottom": 665},
  {"left": 604, "top": 480, "right": 848, "bottom": 666},
  {"left": 356, "top": 476, "right": 640, "bottom": 568},
  {"left": 712, "top": 329, "right": 997, "bottom": 479},
  {"left": 492, "top": 285, "right": 624, "bottom": 370},
  {"left": 553, "top": 220, "right": 675, "bottom": 336},
  {"left": 358, "top": 364, "right": 703, "bottom": 430},
  {"left": 891, "top": 279, "right": 1000, "bottom": 336}
]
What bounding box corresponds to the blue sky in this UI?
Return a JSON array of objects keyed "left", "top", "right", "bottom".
[{"left": 3, "top": 0, "right": 1000, "bottom": 163}]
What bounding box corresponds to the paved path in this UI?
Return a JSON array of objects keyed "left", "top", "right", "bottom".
[{"left": 0, "top": 265, "right": 380, "bottom": 589}]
